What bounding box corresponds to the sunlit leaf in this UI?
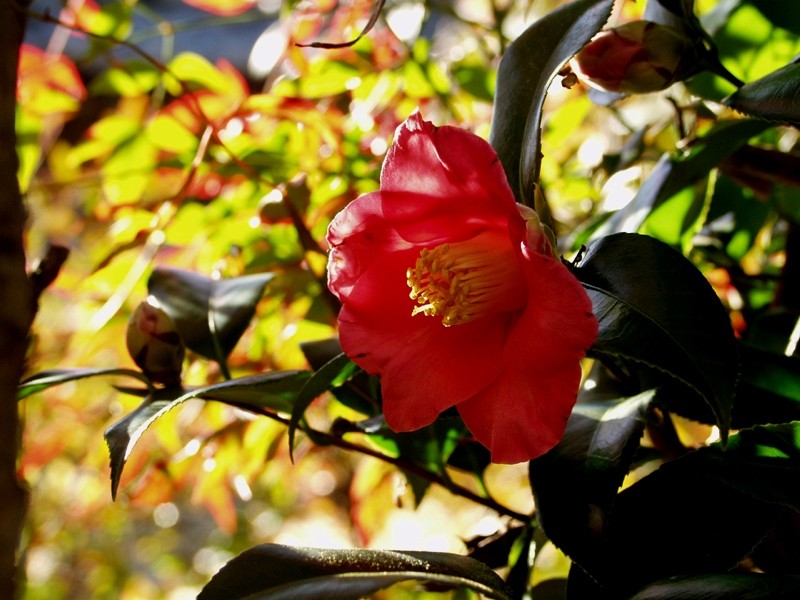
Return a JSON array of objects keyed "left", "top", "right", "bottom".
[
  {"left": 297, "top": 60, "right": 361, "bottom": 99},
  {"left": 101, "top": 134, "right": 158, "bottom": 205},
  {"left": 724, "top": 62, "right": 800, "bottom": 126},
  {"left": 148, "top": 267, "right": 274, "bottom": 366},
  {"left": 596, "top": 119, "right": 771, "bottom": 239},
  {"left": 17, "top": 44, "right": 87, "bottom": 116},
  {"left": 18, "top": 368, "right": 151, "bottom": 400},
  {"left": 575, "top": 233, "right": 738, "bottom": 437},
  {"left": 701, "top": 174, "right": 770, "bottom": 261},
  {"left": 74, "top": 0, "right": 133, "bottom": 38},
  {"left": 165, "top": 53, "right": 236, "bottom": 95},
  {"left": 104, "top": 370, "right": 309, "bottom": 499},
  {"left": 90, "top": 61, "right": 162, "bottom": 97},
  {"left": 147, "top": 113, "right": 199, "bottom": 154},
  {"left": 181, "top": 0, "right": 255, "bottom": 16},
  {"left": 489, "top": 0, "right": 614, "bottom": 204},
  {"left": 197, "top": 544, "right": 512, "bottom": 600}
]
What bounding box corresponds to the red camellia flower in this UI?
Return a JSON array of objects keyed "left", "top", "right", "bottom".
[{"left": 326, "top": 113, "right": 597, "bottom": 463}]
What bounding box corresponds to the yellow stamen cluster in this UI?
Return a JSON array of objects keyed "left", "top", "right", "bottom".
[{"left": 406, "top": 232, "right": 520, "bottom": 327}]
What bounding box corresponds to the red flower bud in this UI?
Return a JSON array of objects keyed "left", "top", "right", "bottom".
[
  {"left": 571, "top": 21, "right": 697, "bottom": 94},
  {"left": 127, "top": 298, "right": 185, "bottom": 385}
]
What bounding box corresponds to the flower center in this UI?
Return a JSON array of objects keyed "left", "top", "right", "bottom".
[{"left": 406, "top": 231, "right": 523, "bottom": 327}]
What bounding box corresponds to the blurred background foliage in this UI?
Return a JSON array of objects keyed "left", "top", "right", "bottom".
[{"left": 16, "top": 0, "right": 799, "bottom": 598}]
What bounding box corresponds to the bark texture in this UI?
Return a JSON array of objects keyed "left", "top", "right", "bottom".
[{"left": 0, "top": 1, "right": 32, "bottom": 597}]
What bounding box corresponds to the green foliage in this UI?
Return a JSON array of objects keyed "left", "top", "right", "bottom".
[{"left": 16, "top": 0, "right": 800, "bottom": 597}]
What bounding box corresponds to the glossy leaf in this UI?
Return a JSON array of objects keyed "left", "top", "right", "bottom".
[
  {"left": 148, "top": 267, "right": 274, "bottom": 366},
  {"left": 300, "top": 338, "right": 379, "bottom": 417},
  {"left": 288, "top": 352, "right": 360, "bottom": 459},
  {"left": 197, "top": 544, "right": 512, "bottom": 600},
  {"left": 575, "top": 233, "right": 738, "bottom": 437},
  {"left": 489, "top": 0, "right": 614, "bottom": 204},
  {"left": 17, "top": 368, "right": 151, "bottom": 400},
  {"left": 629, "top": 573, "right": 800, "bottom": 600},
  {"left": 529, "top": 391, "right": 655, "bottom": 569},
  {"left": 104, "top": 370, "right": 309, "bottom": 499},
  {"left": 587, "top": 422, "right": 800, "bottom": 595},
  {"left": 724, "top": 62, "right": 800, "bottom": 126}
]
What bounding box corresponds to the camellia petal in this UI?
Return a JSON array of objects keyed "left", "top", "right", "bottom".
[
  {"left": 456, "top": 253, "right": 598, "bottom": 463},
  {"left": 380, "top": 112, "right": 520, "bottom": 228},
  {"left": 326, "top": 113, "right": 597, "bottom": 463}
]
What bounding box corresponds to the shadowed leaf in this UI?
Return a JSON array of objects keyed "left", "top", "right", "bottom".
[
  {"left": 104, "top": 371, "right": 309, "bottom": 499},
  {"left": 489, "top": 0, "right": 614, "bottom": 204},
  {"left": 198, "top": 544, "right": 512, "bottom": 600},
  {"left": 289, "top": 352, "right": 360, "bottom": 459},
  {"left": 18, "top": 367, "right": 151, "bottom": 400},
  {"left": 148, "top": 267, "right": 274, "bottom": 367},
  {"left": 724, "top": 62, "right": 800, "bottom": 126},
  {"left": 630, "top": 572, "right": 800, "bottom": 600},
  {"left": 575, "top": 233, "right": 738, "bottom": 438},
  {"left": 529, "top": 391, "right": 655, "bottom": 571}
]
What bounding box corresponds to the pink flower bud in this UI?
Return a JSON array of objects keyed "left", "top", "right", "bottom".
[
  {"left": 571, "top": 21, "right": 697, "bottom": 94},
  {"left": 127, "top": 298, "right": 185, "bottom": 385}
]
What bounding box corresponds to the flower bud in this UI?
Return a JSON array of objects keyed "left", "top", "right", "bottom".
[
  {"left": 571, "top": 21, "right": 697, "bottom": 94},
  {"left": 127, "top": 298, "right": 185, "bottom": 385}
]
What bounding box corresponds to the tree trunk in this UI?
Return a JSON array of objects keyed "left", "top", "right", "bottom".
[{"left": 0, "top": 1, "right": 32, "bottom": 597}]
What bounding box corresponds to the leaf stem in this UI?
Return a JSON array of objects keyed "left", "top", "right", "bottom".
[{"left": 260, "top": 410, "right": 532, "bottom": 523}]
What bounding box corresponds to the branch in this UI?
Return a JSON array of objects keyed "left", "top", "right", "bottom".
[
  {"left": 257, "top": 410, "right": 532, "bottom": 524},
  {"left": 1, "top": 2, "right": 34, "bottom": 597}
]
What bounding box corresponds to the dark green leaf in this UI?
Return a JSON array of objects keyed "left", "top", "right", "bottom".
[
  {"left": 586, "top": 423, "right": 800, "bottom": 595},
  {"left": 724, "top": 62, "right": 800, "bottom": 126},
  {"left": 575, "top": 233, "right": 738, "bottom": 437},
  {"left": 300, "top": 338, "right": 379, "bottom": 416},
  {"left": 104, "top": 388, "right": 181, "bottom": 501},
  {"left": 191, "top": 371, "right": 311, "bottom": 413},
  {"left": 529, "top": 391, "right": 655, "bottom": 570},
  {"left": 489, "top": 0, "right": 614, "bottom": 204},
  {"left": 104, "top": 370, "right": 309, "bottom": 499},
  {"left": 630, "top": 573, "right": 800, "bottom": 600},
  {"left": 684, "top": 421, "right": 800, "bottom": 511},
  {"left": 197, "top": 544, "right": 512, "bottom": 600},
  {"left": 148, "top": 267, "right": 274, "bottom": 366},
  {"left": 289, "top": 352, "right": 360, "bottom": 459},
  {"left": 18, "top": 367, "right": 151, "bottom": 400}
]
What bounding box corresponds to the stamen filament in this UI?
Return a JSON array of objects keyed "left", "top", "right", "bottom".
[{"left": 406, "top": 230, "right": 524, "bottom": 327}]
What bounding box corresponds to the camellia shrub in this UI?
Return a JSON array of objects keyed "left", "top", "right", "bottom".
[{"left": 15, "top": 0, "right": 800, "bottom": 598}]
